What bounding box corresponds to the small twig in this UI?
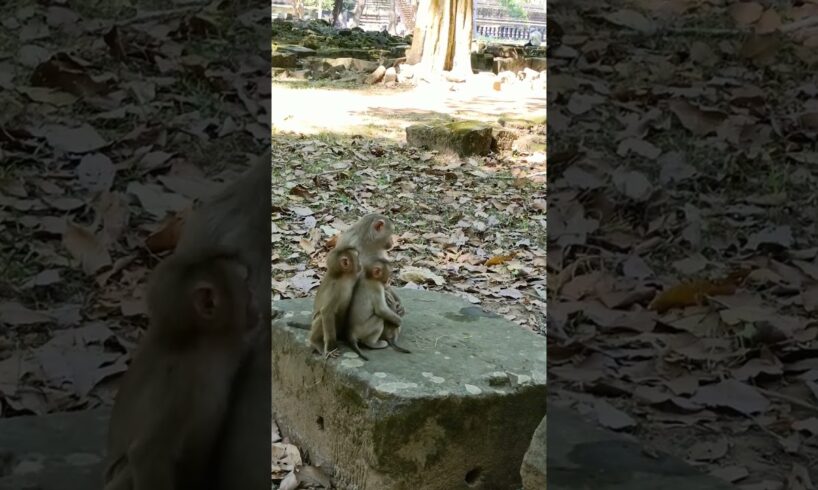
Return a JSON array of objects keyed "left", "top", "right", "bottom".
[
  {"left": 743, "top": 412, "right": 786, "bottom": 444},
  {"left": 781, "top": 15, "right": 818, "bottom": 33},
  {"left": 306, "top": 168, "right": 353, "bottom": 178},
  {"left": 757, "top": 387, "right": 818, "bottom": 414}
]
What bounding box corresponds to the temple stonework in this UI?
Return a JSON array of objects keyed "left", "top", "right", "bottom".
[
  {"left": 358, "top": 0, "right": 545, "bottom": 41},
  {"left": 275, "top": 0, "right": 546, "bottom": 43}
]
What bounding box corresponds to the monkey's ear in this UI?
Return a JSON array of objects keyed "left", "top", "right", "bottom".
[
  {"left": 340, "top": 256, "right": 350, "bottom": 269},
  {"left": 192, "top": 281, "right": 219, "bottom": 320},
  {"left": 373, "top": 219, "right": 385, "bottom": 232},
  {"left": 372, "top": 266, "right": 382, "bottom": 278}
]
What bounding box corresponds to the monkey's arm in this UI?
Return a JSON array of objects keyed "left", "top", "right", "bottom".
[
  {"left": 373, "top": 289, "right": 403, "bottom": 326},
  {"left": 384, "top": 287, "right": 405, "bottom": 316}
]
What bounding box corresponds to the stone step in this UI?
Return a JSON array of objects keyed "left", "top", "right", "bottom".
[{"left": 272, "top": 289, "right": 547, "bottom": 490}]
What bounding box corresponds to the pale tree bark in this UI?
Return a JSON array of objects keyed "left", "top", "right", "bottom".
[
  {"left": 352, "top": 0, "right": 366, "bottom": 27},
  {"left": 406, "top": 0, "right": 473, "bottom": 79},
  {"left": 331, "top": 0, "right": 343, "bottom": 26},
  {"left": 293, "top": 0, "right": 305, "bottom": 19},
  {"left": 388, "top": 0, "right": 399, "bottom": 35}
]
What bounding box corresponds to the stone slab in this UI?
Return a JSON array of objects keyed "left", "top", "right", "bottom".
[
  {"left": 548, "top": 405, "right": 737, "bottom": 489},
  {"left": 272, "top": 289, "right": 547, "bottom": 490},
  {"left": 0, "top": 409, "right": 108, "bottom": 490}
]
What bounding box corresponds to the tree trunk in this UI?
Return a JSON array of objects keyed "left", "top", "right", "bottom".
[
  {"left": 407, "top": 0, "right": 473, "bottom": 78},
  {"left": 352, "top": 0, "right": 366, "bottom": 27},
  {"left": 331, "top": 0, "right": 343, "bottom": 26},
  {"left": 294, "top": 0, "right": 305, "bottom": 19},
  {"left": 388, "top": 0, "right": 398, "bottom": 35}
]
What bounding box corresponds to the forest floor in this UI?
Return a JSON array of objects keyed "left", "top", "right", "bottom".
[{"left": 549, "top": 0, "right": 818, "bottom": 488}]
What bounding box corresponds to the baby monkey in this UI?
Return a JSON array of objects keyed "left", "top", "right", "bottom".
[
  {"left": 309, "top": 246, "right": 360, "bottom": 358},
  {"left": 346, "top": 258, "right": 410, "bottom": 361},
  {"left": 103, "top": 249, "right": 259, "bottom": 490},
  {"left": 336, "top": 213, "right": 404, "bottom": 316}
]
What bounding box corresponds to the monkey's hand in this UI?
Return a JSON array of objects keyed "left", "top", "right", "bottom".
[
  {"left": 323, "top": 348, "right": 340, "bottom": 359},
  {"left": 385, "top": 287, "right": 405, "bottom": 317}
]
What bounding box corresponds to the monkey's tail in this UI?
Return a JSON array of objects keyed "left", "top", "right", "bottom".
[
  {"left": 348, "top": 339, "right": 369, "bottom": 360},
  {"left": 387, "top": 339, "right": 411, "bottom": 354}
]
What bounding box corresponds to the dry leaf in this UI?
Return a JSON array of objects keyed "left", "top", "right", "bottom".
[
  {"left": 485, "top": 253, "right": 515, "bottom": 266},
  {"left": 690, "top": 379, "right": 770, "bottom": 415},
  {"left": 43, "top": 123, "right": 107, "bottom": 153},
  {"left": 127, "top": 182, "right": 190, "bottom": 219},
  {"left": 146, "top": 210, "right": 189, "bottom": 253},
  {"left": 802, "top": 286, "right": 818, "bottom": 312},
  {"left": 612, "top": 168, "right": 652, "bottom": 201},
  {"left": 400, "top": 266, "right": 445, "bottom": 286},
  {"left": 669, "top": 99, "right": 725, "bottom": 136},
  {"left": 17, "top": 86, "right": 76, "bottom": 106},
  {"left": 755, "top": 9, "right": 781, "bottom": 33},
  {"left": 0, "top": 302, "right": 53, "bottom": 326},
  {"left": 649, "top": 270, "right": 747, "bottom": 312},
  {"left": 62, "top": 221, "right": 111, "bottom": 275},
  {"left": 729, "top": 2, "right": 763, "bottom": 26},
  {"left": 740, "top": 34, "right": 780, "bottom": 65},
  {"left": 604, "top": 9, "right": 655, "bottom": 33},
  {"left": 622, "top": 255, "right": 653, "bottom": 280},
  {"left": 594, "top": 399, "right": 636, "bottom": 430},
  {"left": 22, "top": 269, "right": 61, "bottom": 289}
]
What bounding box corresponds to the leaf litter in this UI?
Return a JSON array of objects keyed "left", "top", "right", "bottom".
[
  {"left": 550, "top": 0, "right": 818, "bottom": 486},
  {"left": 0, "top": 0, "right": 273, "bottom": 478}
]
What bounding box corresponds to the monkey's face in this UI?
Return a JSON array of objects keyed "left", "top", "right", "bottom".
[
  {"left": 366, "top": 261, "right": 391, "bottom": 284},
  {"left": 371, "top": 220, "right": 394, "bottom": 250}
]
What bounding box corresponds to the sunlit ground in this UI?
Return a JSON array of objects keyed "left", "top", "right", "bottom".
[{"left": 271, "top": 73, "right": 546, "bottom": 140}]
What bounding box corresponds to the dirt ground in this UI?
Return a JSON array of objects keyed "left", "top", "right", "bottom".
[{"left": 271, "top": 74, "right": 546, "bottom": 137}]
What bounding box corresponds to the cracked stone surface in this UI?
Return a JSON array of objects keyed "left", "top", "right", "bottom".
[{"left": 272, "top": 288, "right": 548, "bottom": 490}]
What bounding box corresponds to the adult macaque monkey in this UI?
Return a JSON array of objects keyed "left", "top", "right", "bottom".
[
  {"left": 309, "top": 246, "right": 360, "bottom": 357},
  {"left": 336, "top": 213, "right": 405, "bottom": 315},
  {"left": 346, "top": 259, "right": 409, "bottom": 360},
  {"left": 173, "top": 148, "right": 272, "bottom": 490},
  {"left": 103, "top": 250, "right": 259, "bottom": 490},
  {"left": 175, "top": 150, "right": 271, "bottom": 312}
]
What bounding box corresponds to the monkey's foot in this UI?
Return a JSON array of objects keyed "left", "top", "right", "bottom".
[{"left": 323, "top": 349, "right": 340, "bottom": 359}]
